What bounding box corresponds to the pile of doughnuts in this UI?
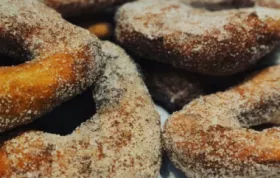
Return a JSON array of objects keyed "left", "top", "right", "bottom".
[
  {"left": 0, "top": 0, "right": 161, "bottom": 177},
  {"left": 0, "top": 0, "right": 279, "bottom": 177},
  {"left": 114, "top": 0, "right": 280, "bottom": 177}
]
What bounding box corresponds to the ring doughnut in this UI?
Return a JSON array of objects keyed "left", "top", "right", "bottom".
[
  {"left": 0, "top": 42, "right": 162, "bottom": 177},
  {"left": 0, "top": 0, "right": 103, "bottom": 132},
  {"left": 41, "top": 0, "right": 132, "bottom": 16},
  {"left": 163, "top": 65, "right": 280, "bottom": 177},
  {"left": 115, "top": 0, "right": 280, "bottom": 76}
]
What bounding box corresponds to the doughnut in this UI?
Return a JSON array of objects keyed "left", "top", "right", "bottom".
[
  {"left": 139, "top": 60, "right": 247, "bottom": 112},
  {"left": 0, "top": 42, "right": 162, "bottom": 177},
  {"left": 115, "top": 0, "right": 280, "bottom": 76},
  {"left": 0, "top": 0, "right": 103, "bottom": 132},
  {"left": 141, "top": 62, "right": 205, "bottom": 112},
  {"left": 163, "top": 64, "right": 280, "bottom": 177},
  {"left": 41, "top": 0, "right": 132, "bottom": 16}
]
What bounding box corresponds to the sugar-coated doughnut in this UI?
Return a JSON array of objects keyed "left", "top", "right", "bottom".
[
  {"left": 0, "top": 0, "right": 104, "bottom": 132},
  {"left": 0, "top": 42, "right": 162, "bottom": 178},
  {"left": 115, "top": 0, "right": 280, "bottom": 76},
  {"left": 164, "top": 65, "right": 280, "bottom": 177}
]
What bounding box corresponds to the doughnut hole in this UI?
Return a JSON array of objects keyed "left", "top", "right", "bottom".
[
  {"left": 27, "top": 88, "right": 96, "bottom": 135},
  {"left": 0, "top": 54, "right": 23, "bottom": 66}
]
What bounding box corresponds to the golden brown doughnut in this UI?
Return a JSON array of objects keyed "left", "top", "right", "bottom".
[
  {"left": 164, "top": 65, "right": 280, "bottom": 177},
  {"left": 0, "top": 42, "right": 162, "bottom": 177},
  {"left": 40, "top": 0, "right": 132, "bottom": 16},
  {"left": 0, "top": 0, "right": 104, "bottom": 132},
  {"left": 115, "top": 0, "right": 280, "bottom": 76}
]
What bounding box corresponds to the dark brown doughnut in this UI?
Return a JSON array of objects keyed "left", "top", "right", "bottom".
[{"left": 139, "top": 60, "right": 246, "bottom": 112}]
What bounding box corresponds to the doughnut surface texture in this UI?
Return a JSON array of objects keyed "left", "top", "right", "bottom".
[
  {"left": 0, "top": 0, "right": 103, "bottom": 132},
  {"left": 164, "top": 65, "right": 280, "bottom": 177},
  {"left": 0, "top": 42, "right": 162, "bottom": 177},
  {"left": 115, "top": 0, "right": 280, "bottom": 76}
]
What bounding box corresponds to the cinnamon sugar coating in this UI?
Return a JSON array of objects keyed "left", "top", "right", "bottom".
[
  {"left": 0, "top": 0, "right": 104, "bottom": 132},
  {"left": 115, "top": 0, "right": 280, "bottom": 76},
  {"left": 164, "top": 65, "right": 280, "bottom": 177},
  {"left": 0, "top": 42, "right": 162, "bottom": 177}
]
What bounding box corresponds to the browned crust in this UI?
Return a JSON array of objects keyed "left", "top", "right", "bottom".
[
  {"left": 115, "top": 1, "right": 280, "bottom": 76},
  {"left": 0, "top": 42, "right": 162, "bottom": 177},
  {"left": 164, "top": 65, "right": 280, "bottom": 177},
  {"left": 0, "top": 0, "right": 103, "bottom": 132}
]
